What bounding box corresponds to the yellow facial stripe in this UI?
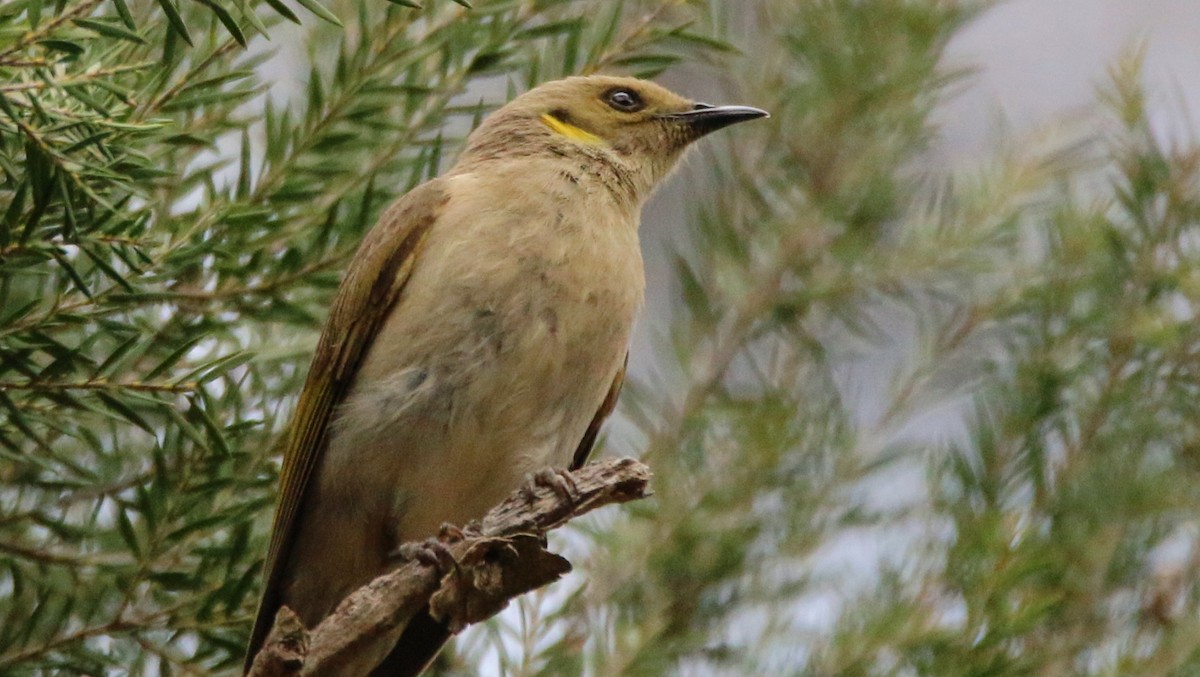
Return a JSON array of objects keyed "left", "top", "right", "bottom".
[{"left": 541, "top": 113, "right": 604, "bottom": 145}]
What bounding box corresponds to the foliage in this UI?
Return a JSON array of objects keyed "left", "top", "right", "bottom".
[
  {"left": 5, "top": 0, "right": 1200, "bottom": 675},
  {"left": 0, "top": 0, "right": 730, "bottom": 672},
  {"left": 492, "top": 1, "right": 1200, "bottom": 675}
]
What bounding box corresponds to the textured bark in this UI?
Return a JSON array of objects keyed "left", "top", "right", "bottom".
[{"left": 246, "top": 457, "right": 652, "bottom": 677}]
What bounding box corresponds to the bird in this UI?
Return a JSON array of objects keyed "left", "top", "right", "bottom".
[{"left": 244, "top": 74, "right": 767, "bottom": 675}]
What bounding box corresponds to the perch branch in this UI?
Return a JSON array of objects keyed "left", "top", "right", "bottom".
[{"left": 247, "top": 457, "right": 652, "bottom": 676}]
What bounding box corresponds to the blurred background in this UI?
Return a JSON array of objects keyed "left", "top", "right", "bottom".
[{"left": 3, "top": 0, "right": 1200, "bottom": 675}]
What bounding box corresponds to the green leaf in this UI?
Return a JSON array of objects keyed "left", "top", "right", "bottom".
[
  {"left": 160, "top": 403, "right": 212, "bottom": 452},
  {"left": 117, "top": 507, "right": 142, "bottom": 558},
  {"left": 78, "top": 244, "right": 135, "bottom": 291},
  {"left": 662, "top": 27, "right": 736, "bottom": 54},
  {"left": 111, "top": 0, "right": 136, "bottom": 29},
  {"left": 48, "top": 248, "right": 93, "bottom": 299},
  {"left": 28, "top": 0, "right": 43, "bottom": 29},
  {"left": 72, "top": 18, "right": 147, "bottom": 44},
  {"left": 306, "top": 65, "right": 324, "bottom": 112},
  {"left": 611, "top": 53, "right": 682, "bottom": 77},
  {"left": 291, "top": 0, "right": 342, "bottom": 27},
  {"left": 587, "top": 0, "right": 624, "bottom": 65},
  {"left": 175, "top": 351, "right": 254, "bottom": 386},
  {"left": 515, "top": 18, "right": 583, "bottom": 41},
  {"left": 261, "top": 0, "right": 301, "bottom": 24},
  {"left": 155, "top": 0, "right": 194, "bottom": 46},
  {"left": 144, "top": 335, "right": 207, "bottom": 382},
  {"left": 2, "top": 181, "right": 27, "bottom": 232},
  {"left": 200, "top": 0, "right": 248, "bottom": 47},
  {"left": 468, "top": 48, "right": 513, "bottom": 74},
  {"left": 95, "top": 390, "right": 155, "bottom": 435},
  {"left": 92, "top": 334, "right": 147, "bottom": 379},
  {"left": 149, "top": 571, "right": 203, "bottom": 591},
  {"left": 191, "top": 395, "right": 232, "bottom": 457},
  {"left": 241, "top": 1, "right": 270, "bottom": 37},
  {"left": 63, "top": 131, "right": 115, "bottom": 154},
  {"left": 37, "top": 39, "right": 85, "bottom": 56},
  {"left": 236, "top": 128, "right": 252, "bottom": 198}
]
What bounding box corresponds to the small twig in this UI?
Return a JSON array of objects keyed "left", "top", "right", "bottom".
[
  {"left": 167, "top": 254, "right": 349, "bottom": 301},
  {"left": 0, "top": 62, "right": 155, "bottom": 93},
  {"left": 0, "top": 379, "right": 196, "bottom": 394},
  {"left": 0, "top": 59, "right": 52, "bottom": 68}
]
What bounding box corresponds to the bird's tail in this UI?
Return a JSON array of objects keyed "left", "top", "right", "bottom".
[{"left": 368, "top": 609, "right": 452, "bottom": 677}]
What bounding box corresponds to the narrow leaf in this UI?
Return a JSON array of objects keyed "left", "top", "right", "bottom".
[
  {"left": 261, "top": 0, "right": 301, "bottom": 24},
  {"left": 155, "top": 0, "right": 194, "bottom": 46},
  {"left": 73, "top": 18, "right": 147, "bottom": 44},
  {"left": 291, "top": 0, "right": 342, "bottom": 27},
  {"left": 201, "top": 0, "right": 247, "bottom": 47},
  {"left": 111, "top": 0, "right": 136, "bottom": 29}
]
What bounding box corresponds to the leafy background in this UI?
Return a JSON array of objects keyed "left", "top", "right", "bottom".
[{"left": 3, "top": 0, "right": 1200, "bottom": 675}]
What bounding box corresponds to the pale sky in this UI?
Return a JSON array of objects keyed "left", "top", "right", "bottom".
[{"left": 938, "top": 0, "right": 1200, "bottom": 155}]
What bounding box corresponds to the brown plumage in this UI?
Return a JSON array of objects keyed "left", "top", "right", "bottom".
[{"left": 245, "top": 75, "right": 766, "bottom": 675}]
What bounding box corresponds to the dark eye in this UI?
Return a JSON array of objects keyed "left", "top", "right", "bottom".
[{"left": 605, "top": 88, "right": 644, "bottom": 112}]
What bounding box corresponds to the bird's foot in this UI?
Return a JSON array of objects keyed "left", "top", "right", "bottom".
[
  {"left": 519, "top": 467, "right": 579, "bottom": 506},
  {"left": 391, "top": 537, "right": 456, "bottom": 573}
]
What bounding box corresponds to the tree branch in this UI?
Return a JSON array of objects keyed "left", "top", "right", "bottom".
[{"left": 247, "top": 457, "right": 652, "bottom": 677}]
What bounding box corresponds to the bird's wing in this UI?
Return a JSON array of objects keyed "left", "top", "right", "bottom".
[
  {"left": 570, "top": 352, "right": 627, "bottom": 470},
  {"left": 244, "top": 180, "right": 448, "bottom": 670}
]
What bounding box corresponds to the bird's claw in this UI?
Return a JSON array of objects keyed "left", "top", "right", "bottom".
[
  {"left": 391, "top": 537, "right": 456, "bottom": 573},
  {"left": 520, "top": 467, "right": 579, "bottom": 505}
]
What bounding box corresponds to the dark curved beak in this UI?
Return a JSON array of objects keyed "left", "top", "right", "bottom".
[{"left": 661, "top": 102, "right": 770, "bottom": 136}]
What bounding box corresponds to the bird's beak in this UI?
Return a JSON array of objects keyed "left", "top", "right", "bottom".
[{"left": 661, "top": 102, "right": 770, "bottom": 136}]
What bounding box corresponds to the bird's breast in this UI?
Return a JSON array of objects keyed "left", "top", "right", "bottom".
[
  {"left": 440, "top": 171, "right": 644, "bottom": 419},
  {"left": 325, "top": 167, "right": 643, "bottom": 539}
]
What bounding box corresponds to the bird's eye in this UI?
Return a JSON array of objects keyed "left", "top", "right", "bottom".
[{"left": 605, "top": 88, "right": 644, "bottom": 113}]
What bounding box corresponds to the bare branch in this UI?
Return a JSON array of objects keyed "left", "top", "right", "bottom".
[{"left": 247, "top": 457, "right": 652, "bottom": 677}]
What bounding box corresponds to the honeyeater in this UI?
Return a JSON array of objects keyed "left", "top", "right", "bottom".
[{"left": 244, "top": 75, "right": 767, "bottom": 675}]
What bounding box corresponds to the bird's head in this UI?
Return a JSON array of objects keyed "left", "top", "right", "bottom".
[{"left": 456, "top": 75, "right": 768, "bottom": 204}]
